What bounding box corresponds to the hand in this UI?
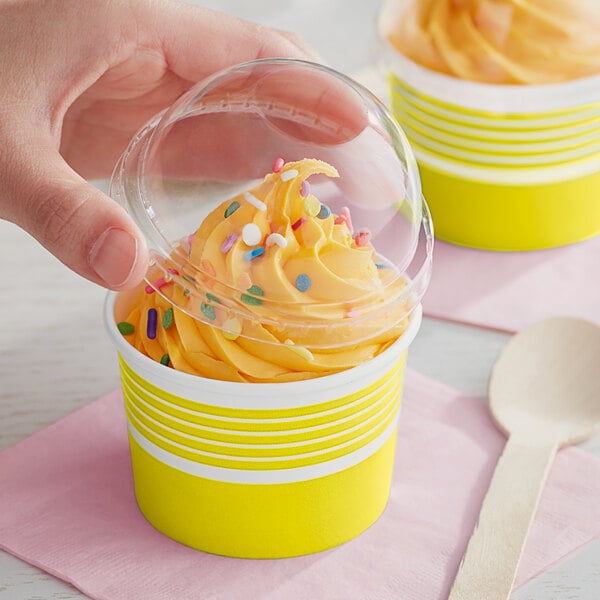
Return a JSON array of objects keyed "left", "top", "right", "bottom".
[{"left": 0, "top": 0, "right": 319, "bottom": 290}]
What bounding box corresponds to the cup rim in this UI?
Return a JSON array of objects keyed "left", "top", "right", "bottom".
[
  {"left": 377, "top": 0, "right": 600, "bottom": 114},
  {"left": 104, "top": 290, "right": 422, "bottom": 396}
]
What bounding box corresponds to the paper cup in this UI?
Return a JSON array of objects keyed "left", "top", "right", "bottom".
[
  {"left": 377, "top": 0, "right": 600, "bottom": 251},
  {"left": 105, "top": 291, "right": 422, "bottom": 558}
]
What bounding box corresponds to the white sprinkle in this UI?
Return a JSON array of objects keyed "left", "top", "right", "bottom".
[
  {"left": 244, "top": 192, "right": 267, "bottom": 211},
  {"left": 265, "top": 233, "right": 288, "bottom": 248},
  {"left": 280, "top": 169, "right": 299, "bottom": 182},
  {"left": 242, "top": 223, "right": 262, "bottom": 246}
]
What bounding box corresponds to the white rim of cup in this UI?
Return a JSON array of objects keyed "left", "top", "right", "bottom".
[{"left": 104, "top": 291, "right": 422, "bottom": 410}]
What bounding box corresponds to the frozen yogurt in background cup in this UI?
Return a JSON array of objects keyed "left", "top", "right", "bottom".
[
  {"left": 105, "top": 58, "right": 433, "bottom": 558},
  {"left": 377, "top": 0, "right": 600, "bottom": 250}
]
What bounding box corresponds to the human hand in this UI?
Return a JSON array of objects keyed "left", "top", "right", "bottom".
[{"left": 0, "top": 0, "right": 319, "bottom": 290}]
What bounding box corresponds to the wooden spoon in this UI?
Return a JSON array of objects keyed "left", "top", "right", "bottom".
[{"left": 449, "top": 317, "right": 600, "bottom": 600}]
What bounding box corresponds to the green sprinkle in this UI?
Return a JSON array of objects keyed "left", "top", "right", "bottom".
[
  {"left": 241, "top": 294, "right": 262, "bottom": 306},
  {"left": 206, "top": 292, "right": 221, "bottom": 304},
  {"left": 160, "top": 354, "right": 170, "bottom": 366},
  {"left": 184, "top": 288, "right": 191, "bottom": 296},
  {"left": 117, "top": 322, "right": 135, "bottom": 335},
  {"left": 224, "top": 201, "right": 241, "bottom": 218},
  {"left": 162, "top": 308, "right": 174, "bottom": 330},
  {"left": 246, "top": 284, "right": 264, "bottom": 297},
  {"left": 182, "top": 275, "right": 196, "bottom": 285},
  {"left": 201, "top": 302, "right": 216, "bottom": 321}
]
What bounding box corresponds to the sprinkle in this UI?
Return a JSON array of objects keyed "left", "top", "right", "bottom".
[
  {"left": 354, "top": 228, "right": 372, "bottom": 247},
  {"left": 375, "top": 262, "right": 389, "bottom": 269},
  {"left": 244, "top": 192, "right": 267, "bottom": 211},
  {"left": 167, "top": 268, "right": 179, "bottom": 276},
  {"left": 272, "top": 157, "right": 285, "bottom": 173},
  {"left": 145, "top": 277, "right": 167, "bottom": 294},
  {"left": 284, "top": 339, "right": 314, "bottom": 361},
  {"left": 280, "top": 169, "right": 298, "bottom": 182},
  {"left": 247, "top": 284, "right": 265, "bottom": 297},
  {"left": 201, "top": 260, "right": 216, "bottom": 277},
  {"left": 201, "top": 302, "right": 216, "bottom": 321},
  {"left": 295, "top": 274, "right": 311, "bottom": 292},
  {"left": 160, "top": 354, "right": 170, "bottom": 366},
  {"left": 244, "top": 247, "right": 265, "bottom": 261},
  {"left": 222, "top": 317, "right": 242, "bottom": 340},
  {"left": 221, "top": 232, "right": 238, "bottom": 253},
  {"left": 206, "top": 292, "right": 221, "bottom": 304},
  {"left": 303, "top": 195, "right": 321, "bottom": 217},
  {"left": 147, "top": 308, "right": 158, "bottom": 340},
  {"left": 317, "top": 204, "right": 331, "bottom": 219},
  {"left": 345, "top": 309, "right": 360, "bottom": 318},
  {"left": 242, "top": 223, "right": 262, "bottom": 246},
  {"left": 301, "top": 180, "right": 310, "bottom": 197},
  {"left": 145, "top": 284, "right": 155, "bottom": 294},
  {"left": 184, "top": 288, "right": 191, "bottom": 296},
  {"left": 182, "top": 275, "right": 196, "bottom": 285},
  {"left": 292, "top": 216, "right": 306, "bottom": 231},
  {"left": 265, "top": 233, "right": 288, "bottom": 248},
  {"left": 238, "top": 272, "right": 252, "bottom": 290},
  {"left": 187, "top": 233, "right": 195, "bottom": 248},
  {"left": 162, "top": 308, "right": 174, "bottom": 330},
  {"left": 241, "top": 293, "right": 263, "bottom": 306},
  {"left": 241, "top": 284, "right": 264, "bottom": 306},
  {"left": 224, "top": 201, "right": 241, "bottom": 218},
  {"left": 334, "top": 206, "right": 353, "bottom": 234},
  {"left": 117, "top": 321, "right": 135, "bottom": 335}
]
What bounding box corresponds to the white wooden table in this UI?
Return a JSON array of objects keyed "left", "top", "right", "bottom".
[{"left": 1, "top": 1, "right": 599, "bottom": 598}]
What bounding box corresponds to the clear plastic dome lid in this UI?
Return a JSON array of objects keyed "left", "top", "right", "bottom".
[{"left": 110, "top": 58, "right": 432, "bottom": 350}]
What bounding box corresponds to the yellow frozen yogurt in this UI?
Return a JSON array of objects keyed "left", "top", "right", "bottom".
[
  {"left": 387, "top": 0, "right": 600, "bottom": 84},
  {"left": 118, "top": 159, "right": 410, "bottom": 383}
]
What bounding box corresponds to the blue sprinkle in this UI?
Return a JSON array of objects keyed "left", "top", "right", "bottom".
[
  {"left": 295, "top": 274, "right": 311, "bottom": 292},
  {"left": 317, "top": 204, "right": 331, "bottom": 219},
  {"left": 244, "top": 247, "right": 265, "bottom": 261},
  {"left": 375, "top": 262, "right": 389, "bottom": 269}
]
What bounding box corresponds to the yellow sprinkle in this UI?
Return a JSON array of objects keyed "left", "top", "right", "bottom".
[
  {"left": 284, "top": 339, "right": 314, "bottom": 361},
  {"left": 303, "top": 195, "right": 321, "bottom": 217},
  {"left": 222, "top": 318, "right": 242, "bottom": 340}
]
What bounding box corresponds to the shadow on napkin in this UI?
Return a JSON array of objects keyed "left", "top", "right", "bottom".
[{"left": 1, "top": 370, "right": 600, "bottom": 600}]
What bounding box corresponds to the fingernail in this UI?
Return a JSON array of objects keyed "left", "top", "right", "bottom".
[{"left": 89, "top": 227, "right": 138, "bottom": 288}]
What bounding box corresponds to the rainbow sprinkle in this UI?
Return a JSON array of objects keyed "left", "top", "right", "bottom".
[
  {"left": 244, "top": 247, "right": 265, "bottom": 261},
  {"left": 241, "top": 284, "right": 264, "bottom": 306},
  {"left": 317, "top": 204, "right": 331, "bottom": 219},
  {"left": 242, "top": 223, "right": 262, "bottom": 246},
  {"left": 301, "top": 180, "right": 310, "bottom": 197},
  {"left": 265, "top": 233, "right": 287, "bottom": 248},
  {"left": 201, "top": 302, "right": 216, "bottom": 321},
  {"left": 222, "top": 317, "right": 242, "bottom": 340},
  {"left": 303, "top": 195, "right": 321, "bottom": 217},
  {"left": 221, "top": 232, "right": 238, "bottom": 253},
  {"left": 117, "top": 322, "right": 135, "bottom": 335},
  {"left": 206, "top": 292, "right": 221, "bottom": 304},
  {"left": 354, "top": 229, "right": 372, "bottom": 247},
  {"left": 244, "top": 192, "right": 267, "bottom": 212},
  {"left": 162, "top": 308, "right": 174, "bottom": 330},
  {"left": 292, "top": 216, "right": 306, "bottom": 231},
  {"left": 272, "top": 157, "right": 285, "bottom": 173},
  {"left": 224, "top": 201, "right": 241, "bottom": 218},
  {"left": 295, "top": 274, "right": 311, "bottom": 292},
  {"left": 160, "top": 354, "right": 170, "bottom": 366},
  {"left": 280, "top": 169, "right": 298, "bottom": 182},
  {"left": 147, "top": 308, "right": 158, "bottom": 339}
]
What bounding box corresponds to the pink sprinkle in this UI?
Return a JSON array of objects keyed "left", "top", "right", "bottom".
[
  {"left": 187, "top": 233, "right": 195, "bottom": 247},
  {"left": 272, "top": 157, "right": 285, "bottom": 173},
  {"left": 145, "top": 277, "right": 166, "bottom": 294},
  {"left": 354, "top": 228, "right": 372, "bottom": 247},
  {"left": 145, "top": 284, "right": 154, "bottom": 294},
  {"left": 334, "top": 206, "right": 354, "bottom": 235},
  {"left": 292, "top": 216, "right": 306, "bottom": 231},
  {"left": 301, "top": 180, "right": 310, "bottom": 197},
  {"left": 167, "top": 268, "right": 179, "bottom": 275},
  {"left": 346, "top": 309, "right": 360, "bottom": 318},
  {"left": 221, "top": 232, "right": 238, "bottom": 253}
]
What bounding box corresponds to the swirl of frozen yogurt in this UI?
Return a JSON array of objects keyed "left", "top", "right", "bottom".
[{"left": 386, "top": 0, "right": 600, "bottom": 84}]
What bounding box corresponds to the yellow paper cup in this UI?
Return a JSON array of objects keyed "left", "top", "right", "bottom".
[
  {"left": 105, "top": 291, "right": 422, "bottom": 558},
  {"left": 377, "top": 0, "right": 600, "bottom": 251}
]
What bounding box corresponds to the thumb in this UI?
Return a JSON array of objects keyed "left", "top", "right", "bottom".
[{"left": 2, "top": 142, "right": 148, "bottom": 290}]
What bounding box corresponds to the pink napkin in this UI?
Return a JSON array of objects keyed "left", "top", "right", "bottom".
[
  {"left": 423, "top": 236, "right": 600, "bottom": 332},
  {"left": 2, "top": 370, "right": 600, "bottom": 600}
]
